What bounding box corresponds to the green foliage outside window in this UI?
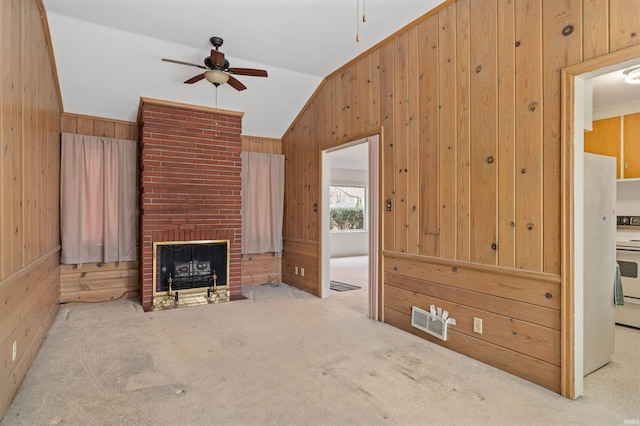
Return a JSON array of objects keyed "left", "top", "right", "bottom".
[
  {"left": 330, "top": 207, "right": 364, "bottom": 230},
  {"left": 330, "top": 185, "right": 365, "bottom": 231}
]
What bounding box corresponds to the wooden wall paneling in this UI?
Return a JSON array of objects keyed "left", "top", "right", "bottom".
[
  {"left": 352, "top": 60, "right": 364, "bottom": 134},
  {"left": 292, "top": 122, "right": 304, "bottom": 238},
  {"left": 514, "top": 0, "right": 543, "bottom": 271},
  {"left": 383, "top": 308, "right": 561, "bottom": 392},
  {"left": 1, "top": 2, "right": 4, "bottom": 279},
  {"left": 394, "top": 31, "right": 409, "bottom": 253},
  {"left": 1, "top": 0, "right": 62, "bottom": 416},
  {"left": 352, "top": 58, "right": 365, "bottom": 135},
  {"left": 289, "top": 121, "right": 301, "bottom": 238},
  {"left": 542, "top": 0, "right": 583, "bottom": 275},
  {"left": 61, "top": 113, "right": 139, "bottom": 141},
  {"left": 582, "top": 0, "right": 609, "bottom": 60},
  {"left": 115, "top": 122, "right": 136, "bottom": 141},
  {"left": 407, "top": 26, "right": 421, "bottom": 255},
  {"left": 299, "top": 112, "right": 310, "bottom": 240},
  {"left": 60, "top": 114, "right": 77, "bottom": 133},
  {"left": 438, "top": 4, "right": 457, "bottom": 259},
  {"left": 370, "top": 49, "right": 382, "bottom": 130},
  {"left": 418, "top": 16, "right": 440, "bottom": 258},
  {"left": 0, "top": 251, "right": 59, "bottom": 416},
  {"left": 312, "top": 93, "right": 326, "bottom": 152},
  {"left": 609, "top": 0, "right": 640, "bottom": 52},
  {"left": 333, "top": 71, "right": 343, "bottom": 142},
  {"left": 358, "top": 53, "right": 373, "bottom": 132},
  {"left": 300, "top": 112, "right": 312, "bottom": 240},
  {"left": 283, "top": 238, "right": 319, "bottom": 295},
  {"left": 326, "top": 78, "right": 339, "bottom": 142},
  {"left": 384, "top": 252, "right": 561, "bottom": 309},
  {"left": 469, "top": 0, "right": 498, "bottom": 265},
  {"left": 379, "top": 41, "right": 396, "bottom": 252},
  {"left": 455, "top": 0, "right": 471, "bottom": 262},
  {"left": 23, "top": 11, "right": 34, "bottom": 266},
  {"left": 497, "top": 0, "right": 516, "bottom": 268},
  {"left": 241, "top": 136, "right": 283, "bottom": 154},
  {"left": 340, "top": 64, "right": 354, "bottom": 139},
  {"left": 323, "top": 80, "right": 333, "bottom": 142},
  {"left": 2, "top": 0, "right": 24, "bottom": 278},
  {"left": 76, "top": 116, "right": 94, "bottom": 135},
  {"left": 308, "top": 112, "right": 320, "bottom": 242},
  {"left": 46, "top": 110, "right": 60, "bottom": 253},
  {"left": 384, "top": 271, "right": 560, "bottom": 329},
  {"left": 93, "top": 119, "right": 115, "bottom": 138},
  {"left": 283, "top": 142, "right": 292, "bottom": 238},
  {"left": 385, "top": 285, "right": 560, "bottom": 365},
  {"left": 241, "top": 253, "right": 282, "bottom": 286},
  {"left": 60, "top": 261, "right": 139, "bottom": 303}
]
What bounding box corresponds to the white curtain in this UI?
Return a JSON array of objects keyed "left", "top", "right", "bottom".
[
  {"left": 241, "top": 152, "right": 284, "bottom": 255},
  {"left": 60, "top": 133, "right": 138, "bottom": 266}
]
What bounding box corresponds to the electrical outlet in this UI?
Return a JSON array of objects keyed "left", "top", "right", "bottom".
[
  {"left": 300, "top": 268, "right": 305, "bottom": 277},
  {"left": 12, "top": 341, "right": 17, "bottom": 362},
  {"left": 473, "top": 317, "right": 483, "bottom": 334},
  {"left": 294, "top": 266, "right": 298, "bottom": 275}
]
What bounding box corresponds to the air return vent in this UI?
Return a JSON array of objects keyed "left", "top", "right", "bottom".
[{"left": 411, "top": 305, "right": 456, "bottom": 341}]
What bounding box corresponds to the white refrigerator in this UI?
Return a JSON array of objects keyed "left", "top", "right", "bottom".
[{"left": 583, "top": 153, "right": 616, "bottom": 376}]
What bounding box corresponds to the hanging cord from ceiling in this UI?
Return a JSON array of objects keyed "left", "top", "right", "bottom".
[{"left": 356, "top": 0, "right": 366, "bottom": 42}]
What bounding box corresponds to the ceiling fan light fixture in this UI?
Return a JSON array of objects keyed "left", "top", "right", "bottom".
[
  {"left": 623, "top": 65, "right": 640, "bottom": 85},
  {"left": 204, "top": 69, "right": 230, "bottom": 86}
]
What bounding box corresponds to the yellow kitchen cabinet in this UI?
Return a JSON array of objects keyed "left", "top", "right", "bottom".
[
  {"left": 623, "top": 112, "right": 640, "bottom": 179},
  {"left": 584, "top": 116, "right": 621, "bottom": 178}
]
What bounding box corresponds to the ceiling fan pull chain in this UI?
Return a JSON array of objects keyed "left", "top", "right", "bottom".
[
  {"left": 356, "top": 0, "right": 360, "bottom": 42},
  {"left": 363, "top": 0, "right": 366, "bottom": 23}
]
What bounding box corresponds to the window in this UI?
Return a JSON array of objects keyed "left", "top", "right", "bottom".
[
  {"left": 60, "top": 133, "right": 138, "bottom": 266},
  {"left": 329, "top": 185, "right": 366, "bottom": 231}
]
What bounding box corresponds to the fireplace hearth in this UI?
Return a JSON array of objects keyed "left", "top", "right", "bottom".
[{"left": 153, "top": 240, "right": 230, "bottom": 309}]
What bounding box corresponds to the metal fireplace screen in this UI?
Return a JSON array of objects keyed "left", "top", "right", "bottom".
[{"left": 153, "top": 240, "right": 229, "bottom": 294}]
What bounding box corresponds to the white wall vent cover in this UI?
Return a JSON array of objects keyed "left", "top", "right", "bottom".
[{"left": 411, "top": 305, "right": 456, "bottom": 341}]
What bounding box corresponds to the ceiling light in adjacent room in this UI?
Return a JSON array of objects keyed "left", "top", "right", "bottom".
[
  {"left": 623, "top": 65, "right": 640, "bottom": 84},
  {"left": 204, "top": 70, "right": 230, "bottom": 86}
]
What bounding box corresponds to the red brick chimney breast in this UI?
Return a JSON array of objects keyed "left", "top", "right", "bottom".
[{"left": 138, "top": 98, "right": 244, "bottom": 311}]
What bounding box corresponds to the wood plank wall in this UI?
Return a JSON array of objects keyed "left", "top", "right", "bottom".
[
  {"left": 281, "top": 0, "right": 640, "bottom": 395},
  {"left": 59, "top": 113, "right": 139, "bottom": 304},
  {"left": 241, "top": 135, "right": 283, "bottom": 285},
  {"left": 0, "top": 0, "right": 62, "bottom": 415}
]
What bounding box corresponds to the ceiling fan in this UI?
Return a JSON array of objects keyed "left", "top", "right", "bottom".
[{"left": 162, "top": 36, "right": 268, "bottom": 91}]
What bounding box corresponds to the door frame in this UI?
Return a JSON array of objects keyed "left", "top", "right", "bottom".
[
  {"left": 319, "top": 130, "right": 383, "bottom": 320},
  {"left": 560, "top": 44, "right": 640, "bottom": 399}
]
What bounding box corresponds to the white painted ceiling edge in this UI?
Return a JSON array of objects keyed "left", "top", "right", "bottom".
[{"left": 44, "top": 0, "right": 446, "bottom": 139}]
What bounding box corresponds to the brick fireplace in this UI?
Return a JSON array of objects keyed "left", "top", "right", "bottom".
[{"left": 138, "top": 98, "right": 243, "bottom": 311}]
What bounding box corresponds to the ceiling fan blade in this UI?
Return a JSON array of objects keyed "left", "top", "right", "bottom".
[
  {"left": 184, "top": 73, "right": 205, "bottom": 84},
  {"left": 162, "top": 58, "right": 207, "bottom": 69},
  {"left": 226, "top": 75, "right": 247, "bottom": 91},
  {"left": 210, "top": 49, "right": 225, "bottom": 67},
  {"left": 228, "top": 67, "right": 268, "bottom": 77}
]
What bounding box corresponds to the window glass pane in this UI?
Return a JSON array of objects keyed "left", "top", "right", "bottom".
[{"left": 330, "top": 186, "right": 365, "bottom": 230}]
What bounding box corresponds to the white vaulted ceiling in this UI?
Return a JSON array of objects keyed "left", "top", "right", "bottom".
[{"left": 43, "top": 0, "right": 446, "bottom": 138}]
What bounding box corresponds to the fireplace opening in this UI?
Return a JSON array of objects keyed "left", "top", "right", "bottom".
[{"left": 152, "top": 240, "right": 230, "bottom": 309}]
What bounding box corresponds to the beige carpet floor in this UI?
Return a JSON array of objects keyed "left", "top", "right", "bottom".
[{"left": 1, "top": 256, "right": 638, "bottom": 425}]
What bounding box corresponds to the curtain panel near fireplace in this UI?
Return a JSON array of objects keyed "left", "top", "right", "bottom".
[
  {"left": 60, "top": 133, "right": 138, "bottom": 266},
  {"left": 241, "top": 152, "right": 284, "bottom": 255}
]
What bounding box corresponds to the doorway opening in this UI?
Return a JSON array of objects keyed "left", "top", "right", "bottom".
[
  {"left": 562, "top": 45, "right": 640, "bottom": 399},
  {"left": 320, "top": 134, "right": 381, "bottom": 319}
]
